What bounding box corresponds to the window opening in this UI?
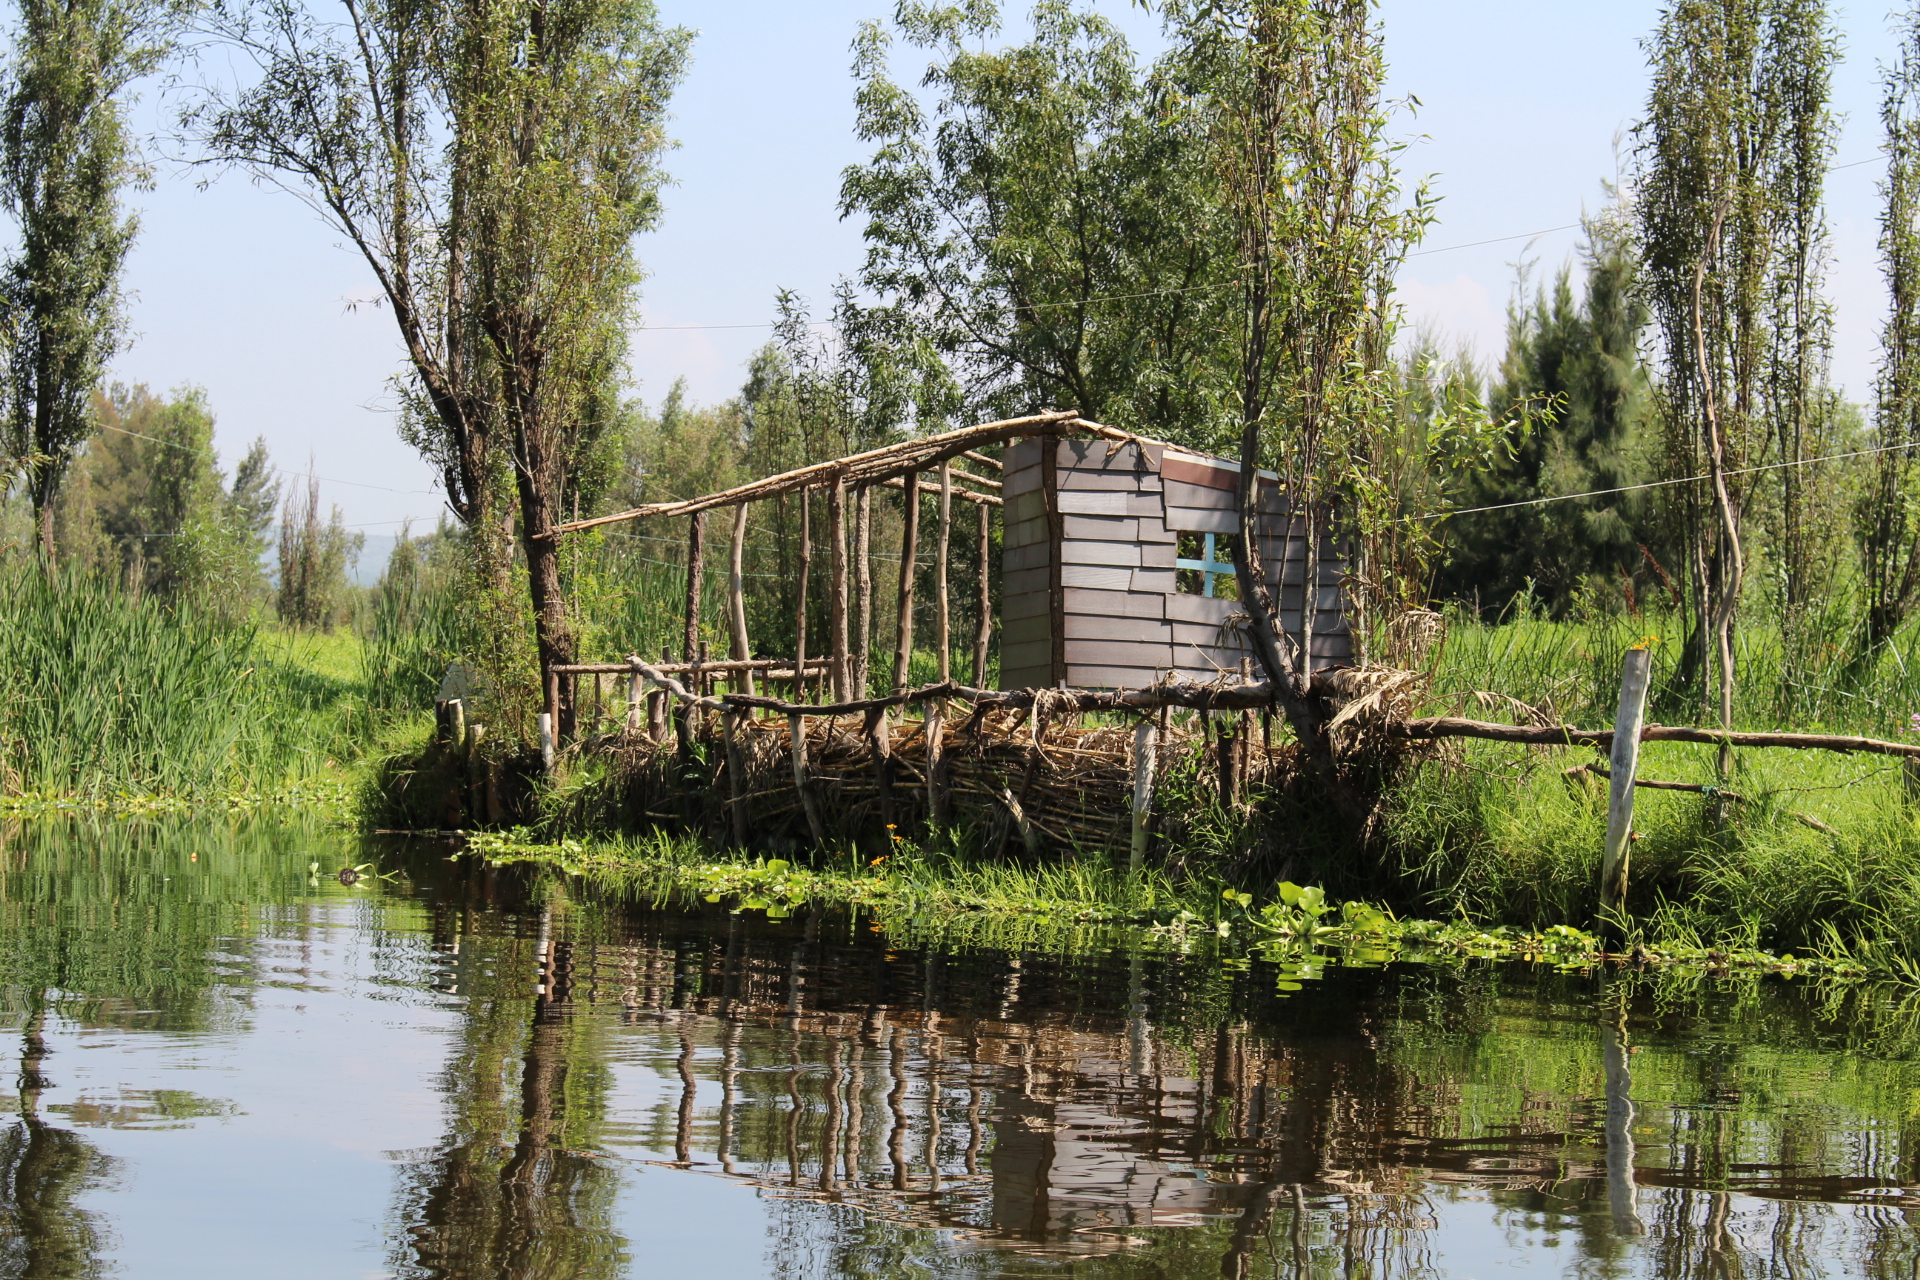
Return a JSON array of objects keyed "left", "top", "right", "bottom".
[{"left": 1176, "top": 532, "right": 1239, "bottom": 599}]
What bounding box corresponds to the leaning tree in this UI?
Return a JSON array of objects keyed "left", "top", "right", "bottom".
[{"left": 191, "top": 0, "right": 689, "bottom": 735}]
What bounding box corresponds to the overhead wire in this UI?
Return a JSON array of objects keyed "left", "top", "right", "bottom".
[{"left": 1417, "top": 440, "right": 1919, "bottom": 523}]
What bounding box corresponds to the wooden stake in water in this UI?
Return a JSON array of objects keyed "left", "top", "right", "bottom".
[
  {"left": 1130, "top": 719, "right": 1158, "bottom": 874},
  {"left": 1600, "top": 646, "right": 1654, "bottom": 927},
  {"left": 973, "top": 499, "right": 992, "bottom": 688}
]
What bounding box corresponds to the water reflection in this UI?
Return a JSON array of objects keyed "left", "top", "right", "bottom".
[
  {"left": 390, "top": 898, "right": 626, "bottom": 1279},
  {"left": 381, "top": 873, "right": 1920, "bottom": 1279},
  {"left": 0, "top": 816, "right": 1916, "bottom": 1278}
]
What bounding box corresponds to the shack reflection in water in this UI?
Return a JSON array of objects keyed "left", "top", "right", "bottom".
[
  {"left": 389, "top": 863, "right": 1920, "bottom": 1280},
  {"left": 0, "top": 819, "right": 1916, "bottom": 1279}
]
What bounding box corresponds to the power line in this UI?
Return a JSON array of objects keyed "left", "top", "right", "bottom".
[
  {"left": 98, "top": 423, "right": 442, "bottom": 498},
  {"left": 1417, "top": 439, "right": 1918, "bottom": 523}
]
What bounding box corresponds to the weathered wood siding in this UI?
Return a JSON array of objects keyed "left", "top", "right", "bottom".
[{"left": 999, "top": 439, "right": 1353, "bottom": 691}]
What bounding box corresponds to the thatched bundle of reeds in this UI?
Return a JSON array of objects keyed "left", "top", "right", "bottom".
[{"left": 565, "top": 697, "right": 1298, "bottom": 856}]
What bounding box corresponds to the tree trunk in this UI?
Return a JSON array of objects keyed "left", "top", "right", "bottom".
[{"left": 519, "top": 489, "right": 577, "bottom": 742}]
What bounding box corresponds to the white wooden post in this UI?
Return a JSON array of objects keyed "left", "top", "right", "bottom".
[
  {"left": 1601, "top": 647, "right": 1653, "bottom": 924},
  {"left": 1129, "top": 719, "right": 1158, "bottom": 874}
]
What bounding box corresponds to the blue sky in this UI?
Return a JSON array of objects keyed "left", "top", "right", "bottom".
[{"left": 108, "top": 0, "right": 1903, "bottom": 536}]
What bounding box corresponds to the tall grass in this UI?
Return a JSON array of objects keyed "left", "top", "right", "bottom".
[
  {"left": 1379, "top": 607, "right": 1920, "bottom": 961},
  {"left": 1427, "top": 605, "right": 1920, "bottom": 733},
  {"left": 0, "top": 561, "right": 360, "bottom": 798}
]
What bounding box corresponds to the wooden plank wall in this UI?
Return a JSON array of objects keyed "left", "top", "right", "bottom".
[{"left": 999, "top": 439, "right": 1353, "bottom": 691}]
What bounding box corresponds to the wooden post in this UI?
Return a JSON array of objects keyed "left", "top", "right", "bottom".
[
  {"left": 1039, "top": 440, "right": 1065, "bottom": 687},
  {"left": 465, "top": 723, "right": 486, "bottom": 825},
  {"left": 855, "top": 484, "right": 873, "bottom": 698},
  {"left": 973, "top": 499, "right": 991, "bottom": 688},
  {"left": 724, "top": 708, "right": 750, "bottom": 847},
  {"left": 790, "top": 713, "right": 828, "bottom": 846},
  {"left": 539, "top": 712, "right": 555, "bottom": 771},
  {"left": 447, "top": 697, "right": 467, "bottom": 756},
  {"left": 626, "top": 668, "right": 644, "bottom": 733},
  {"left": 728, "top": 502, "right": 755, "bottom": 697},
  {"left": 892, "top": 471, "right": 920, "bottom": 696},
  {"left": 683, "top": 510, "right": 706, "bottom": 664},
  {"left": 647, "top": 688, "right": 667, "bottom": 743},
  {"left": 1130, "top": 719, "right": 1157, "bottom": 874},
  {"left": 796, "top": 486, "right": 812, "bottom": 699},
  {"left": 865, "top": 704, "right": 895, "bottom": 836},
  {"left": 828, "top": 478, "right": 849, "bottom": 702},
  {"left": 925, "top": 698, "right": 949, "bottom": 824},
  {"left": 696, "top": 641, "right": 711, "bottom": 734},
  {"left": 936, "top": 463, "right": 951, "bottom": 684},
  {"left": 1600, "top": 647, "right": 1654, "bottom": 935}
]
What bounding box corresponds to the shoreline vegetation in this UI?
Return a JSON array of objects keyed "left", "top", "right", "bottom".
[{"left": 8, "top": 561, "right": 1920, "bottom": 982}]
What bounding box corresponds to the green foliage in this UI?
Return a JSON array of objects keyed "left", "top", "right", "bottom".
[
  {"left": 1635, "top": 0, "right": 1842, "bottom": 719},
  {"left": 361, "top": 523, "right": 480, "bottom": 714},
  {"left": 1438, "top": 216, "right": 1659, "bottom": 617},
  {"left": 841, "top": 1, "right": 1233, "bottom": 445},
  {"left": 1863, "top": 8, "right": 1920, "bottom": 652},
  {"left": 52, "top": 383, "right": 277, "bottom": 612},
  {"left": 275, "top": 472, "right": 362, "bottom": 629},
  {"left": 0, "top": 0, "right": 167, "bottom": 555},
  {"left": 0, "top": 559, "right": 362, "bottom": 798}
]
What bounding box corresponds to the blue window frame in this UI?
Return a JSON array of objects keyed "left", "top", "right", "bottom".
[{"left": 1176, "top": 532, "right": 1237, "bottom": 597}]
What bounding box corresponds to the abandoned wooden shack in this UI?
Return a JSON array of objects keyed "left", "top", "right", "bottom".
[
  {"left": 999, "top": 437, "right": 1353, "bottom": 690},
  {"left": 423, "top": 412, "right": 1361, "bottom": 852}
]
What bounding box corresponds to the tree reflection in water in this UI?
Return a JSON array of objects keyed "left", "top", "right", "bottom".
[
  {"left": 0, "top": 1002, "right": 114, "bottom": 1280},
  {"left": 375, "top": 878, "right": 1920, "bottom": 1280},
  {"left": 388, "top": 894, "right": 625, "bottom": 1280}
]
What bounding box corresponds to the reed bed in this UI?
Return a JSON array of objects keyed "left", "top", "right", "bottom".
[{"left": 0, "top": 561, "right": 384, "bottom": 801}]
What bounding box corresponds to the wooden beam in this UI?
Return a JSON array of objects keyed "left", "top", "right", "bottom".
[
  {"left": 682, "top": 511, "right": 705, "bottom": 665},
  {"left": 855, "top": 483, "right": 873, "bottom": 699},
  {"left": 973, "top": 500, "right": 991, "bottom": 688},
  {"left": 936, "top": 463, "right": 951, "bottom": 684},
  {"left": 728, "top": 502, "right": 754, "bottom": 697},
  {"left": 795, "top": 486, "right": 811, "bottom": 700},
  {"left": 1600, "top": 648, "right": 1652, "bottom": 926},
  {"left": 552, "top": 410, "right": 1082, "bottom": 534},
  {"left": 1396, "top": 716, "right": 1920, "bottom": 759},
  {"left": 828, "top": 479, "right": 849, "bottom": 702},
  {"left": 892, "top": 470, "right": 920, "bottom": 696},
  {"left": 791, "top": 713, "right": 827, "bottom": 846}
]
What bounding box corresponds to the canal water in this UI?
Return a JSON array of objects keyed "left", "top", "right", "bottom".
[{"left": 1, "top": 815, "right": 1916, "bottom": 1279}]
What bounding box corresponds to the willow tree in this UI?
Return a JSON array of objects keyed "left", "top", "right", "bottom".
[
  {"left": 1862, "top": 6, "right": 1920, "bottom": 653},
  {"left": 840, "top": 0, "right": 1237, "bottom": 446},
  {"left": 1635, "top": 0, "right": 1838, "bottom": 745},
  {"left": 1169, "top": 0, "right": 1429, "bottom": 756},
  {"left": 1, "top": 0, "right": 163, "bottom": 562},
  {"left": 193, "top": 0, "right": 688, "bottom": 735}
]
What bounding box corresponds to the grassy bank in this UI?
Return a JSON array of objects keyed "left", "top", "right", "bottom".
[
  {"left": 0, "top": 561, "right": 416, "bottom": 810},
  {"left": 1369, "top": 610, "right": 1920, "bottom": 969},
  {"left": 461, "top": 606, "right": 1920, "bottom": 973}
]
